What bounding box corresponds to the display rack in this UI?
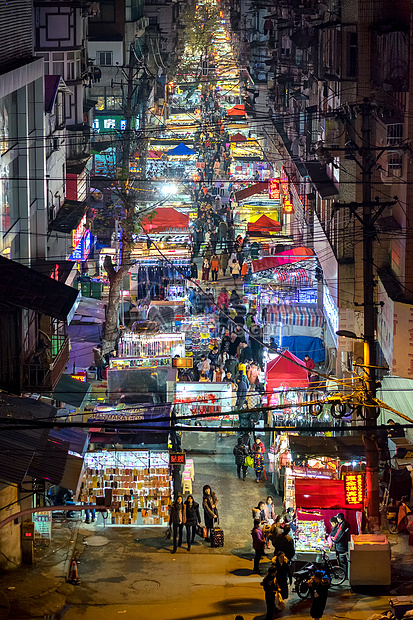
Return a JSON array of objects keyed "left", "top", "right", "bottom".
[
  {"left": 118, "top": 332, "right": 185, "bottom": 358},
  {"left": 80, "top": 450, "right": 172, "bottom": 526},
  {"left": 295, "top": 518, "right": 329, "bottom": 553},
  {"left": 179, "top": 315, "right": 218, "bottom": 355}
]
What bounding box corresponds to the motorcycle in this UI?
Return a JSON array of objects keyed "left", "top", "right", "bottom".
[{"left": 293, "top": 549, "right": 346, "bottom": 599}]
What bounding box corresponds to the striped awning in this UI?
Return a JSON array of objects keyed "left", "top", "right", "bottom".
[{"left": 267, "top": 305, "right": 324, "bottom": 327}]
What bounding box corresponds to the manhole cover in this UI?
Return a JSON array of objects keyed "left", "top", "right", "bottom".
[
  {"left": 132, "top": 580, "right": 160, "bottom": 592},
  {"left": 84, "top": 536, "right": 109, "bottom": 547}
]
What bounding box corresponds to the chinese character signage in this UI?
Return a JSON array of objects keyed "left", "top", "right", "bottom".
[
  {"left": 269, "top": 178, "right": 280, "bottom": 200},
  {"left": 344, "top": 473, "right": 364, "bottom": 505},
  {"left": 34, "top": 513, "right": 52, "bottom": 544},
  {"left": 169, "top": 452, "right": 186, "bottom": 465}
]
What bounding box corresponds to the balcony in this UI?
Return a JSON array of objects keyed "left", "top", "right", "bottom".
[{"left": 22, "top": 336, "right": 70, "bottom": 392}]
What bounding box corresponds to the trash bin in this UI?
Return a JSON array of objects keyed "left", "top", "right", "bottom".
[
  {"left": 91, "top": 280, "right": 102, "bottom": 299},
  {"left": 81, "top": 281, "right": 91, "bottom": 297}
]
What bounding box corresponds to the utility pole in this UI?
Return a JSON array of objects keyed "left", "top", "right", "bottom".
[
  {"left": 360, "top": 99, "right": 379, "bottom": 530},
  {"left": 326, "top": 98, "right": 398, "bottom": 529}
]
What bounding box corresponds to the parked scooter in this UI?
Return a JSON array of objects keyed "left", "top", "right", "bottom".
[{"left": 293, "top": 550, "right": 346, "bottom": 599}]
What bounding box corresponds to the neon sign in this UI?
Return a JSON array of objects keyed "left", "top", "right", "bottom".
[
  {"left": 344, "top": 473, "right": 364, "bottom": 505},
  {"left": 269, "top": 178, "right": 280, "bottom": 200}
]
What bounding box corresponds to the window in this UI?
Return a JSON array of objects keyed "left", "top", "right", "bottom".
[
  {"left": 348, "top": 32, "right": 358, "bottom": 77},
  {"left": 97, "top": 51, "right": 113, "bottom": 66},
  {"left": 387, "top": 153, "right": 403, "bottom": 177},
  {"left": 148, "top": 16, "right": 158, "bottom": 26},
  {"left": 106, "top": 96, "right": 122, "bottom": 109},
  {"left": 387, "top": 123, "right": 403, "bottom": 145}
]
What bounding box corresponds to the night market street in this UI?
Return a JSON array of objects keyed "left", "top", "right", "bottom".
[{"left": 1, "top": 0, "right": 413, "bottom": 619}]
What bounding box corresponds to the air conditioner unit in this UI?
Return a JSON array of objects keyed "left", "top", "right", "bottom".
[{"left": 138, "top": 17, "right": 149, "bottom": 30}]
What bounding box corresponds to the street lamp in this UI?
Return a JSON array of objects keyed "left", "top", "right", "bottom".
[
  {"left": 335, "top": 330, "right": 362, "bottom": 340},
  {"left": 161, "top": 183, "right": 178, "bottom": 196}
]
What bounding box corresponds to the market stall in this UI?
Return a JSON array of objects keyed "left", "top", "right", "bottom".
[
  {"left": 270, "top": 435, "right": 365, "bottom": 561},
  {"left": 80, "top": 449, "right": 172, "bottom": 526}
]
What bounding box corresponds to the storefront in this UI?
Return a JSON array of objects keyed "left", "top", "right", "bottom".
[
  {"left": 117, "top": 332, "right": 185, "bottom": 359},
  {"left": 175, "top": 381, "right": 234, "bottom": 453},
  {"left": 80, "top": 449, "right": 171, "bottom": 526}
]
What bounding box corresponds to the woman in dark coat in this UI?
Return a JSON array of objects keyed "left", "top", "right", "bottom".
[
  {"left": 169, "top": 494, "right": 186, "bottom": 553},
  {"left": 272, "top": 551, "right": 292, "bottom": 600},
  {"left": 184, "top": 495, "right": 201, "bottom": 551},
  {"left": 308, "top": 571, "right": 331, "bottom": 619},
  {"left": 202, "top": 484, "right": 218, "bottom": 541}
]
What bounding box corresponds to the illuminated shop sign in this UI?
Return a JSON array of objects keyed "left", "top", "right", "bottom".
[
  {"left": 344, "top": 473, "right": 364, "bottom": 505},
  {"left": 269, "top": 178, "right": 280, "bottom": 200},
  {"left": 323, "top": 285, "right": 339, "bottom": 342}
]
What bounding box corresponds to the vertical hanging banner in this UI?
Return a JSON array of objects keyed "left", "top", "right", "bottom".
[{"left": 269, "top": 178, "right": 280, "bottom": 200}]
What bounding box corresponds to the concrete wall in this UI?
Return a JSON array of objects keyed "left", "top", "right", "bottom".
[{"left": 0, "top": 483, "right": 22, "bottom": 570}]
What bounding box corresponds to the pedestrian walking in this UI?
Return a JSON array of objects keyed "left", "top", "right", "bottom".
[
  {"left": 184, "top": 495, "right": 201, "bottom": 551},
  {"left": 202, "top": 485, "right": 218, "bottom": 541},
  {"left": 202, "top": 258, "right": 210, "bottom": 281},
  {"left": 252, "top": 436, "right": 265, "bottom": 483},
  {"left": 169, "top": 494, "right": 186, "bottom": 553},
  {"left": 217, "top": 287, "right": 229, "bottom": 309},
  {"left": 210, "top": 228, "right": 218, "bottom": 253},
  {"left": 261, "top": 565, "right": 280, "bottom": 620},
  {"left": 272, "top": 551, "right": 292, "bottom": 600},
  {"left": 231, "top": 259, "right": 240, "bottom": 284},
  {"left": 273, "top": 524, "right": 295, "bottom": 560},
  {"left": 219, "top": 219, "right": 228, "bottom": 248},
  {"left": 251, "top": 519, "right": 265, "bottom": 574},
  {"left": 220, "top": 249, "right": 229, "bottom": 276},
  {"left": 190, "top": 260, "right": 198, "bottom": 280},
  {"left": 93, "top": 344, "right": 104, "bottom": 380},
  {"left": 236, "top": 370, "right": 248, "bottom": 409},
  {"left": 233, "top": 437, "right": 248, "bottom": 480},
  {"left": 308, "top": 571, "right": 331, "bottom": 620},
  {"left": 211, "top": 253, "right": 220, "bottom": 282}
]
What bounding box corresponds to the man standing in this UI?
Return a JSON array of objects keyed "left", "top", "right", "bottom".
[
  {"left": 93, "top": 344, "right": 104, "bottom": 380},
  {"left": 233, "top": 437, "right": 248, "bottom": 480},
  {"left": 304, "top": 353, "right": 315, "bottom": 372},
  {"left": 331, "top": 512, "right": 350, "bottom": 577}
]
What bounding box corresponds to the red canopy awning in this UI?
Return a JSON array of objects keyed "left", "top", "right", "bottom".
[
  {"left": 230, "top": 132, "right": 247, "bottom": 142},
  {"left": 266, "top": 350, "right": 309, "bottom": 390},
  {"left": 248, "top": 214, "right": 281, "bottom": 233},
  {"left": 148, "top": 150, "right": 163, "bottom": 159},
  {"left": 252, "top": 246, "right": 314, "bottom": 273},
  {"left": 227, "top": 104, "right": 245, "bottom": 116},
  {"left": 235, "top": 182, "right": 269, "bottom": 202},
  {"left": 141, "top": 208, "right": 189, "bottom": 233}
]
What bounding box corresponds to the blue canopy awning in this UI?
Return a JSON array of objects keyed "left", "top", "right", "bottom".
[{"left": 167, "top": 142, "right": 195, "bottom": 156}]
